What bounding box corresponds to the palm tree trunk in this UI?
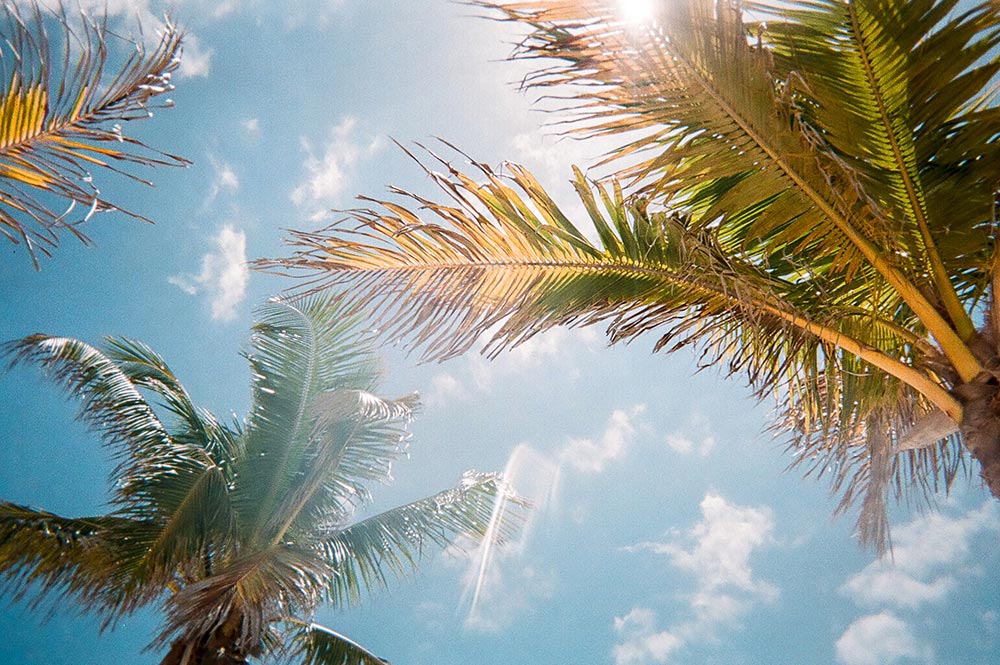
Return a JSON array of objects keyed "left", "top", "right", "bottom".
[
  {"left": 159, "top": 636, "right": 250, "bottom": 665},
  {"left": 955, "top": 376, "right": 1000, "bottom": 499}
]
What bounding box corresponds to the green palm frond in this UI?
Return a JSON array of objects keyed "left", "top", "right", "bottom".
[
  {"left": 315, "top": 471, "right": 523, "bottom": 607},
  {"left": 285, "top": 620, "right": 389, "bottom": 665},
  {"left": 478, "top": 0, "right": 999, "bottom": 381},
  {"left": 0, "top": 1, "right": 189, "bottom": 265},
  {"left": 262, "top": 149, "right": 953, "bottom": 411},
  {"left": 235, "top": 296, "right": 387, "bottom": 541},
  {"left": 102, "top": 336, "right": 243, "bottom": 465},
  {"left": 260, "top": 146, "right": 966, "bottom": 550},
  {"left": 3, "top": 335, "right": 210, "bottom": 504},
  {"left": 267, "top": 388, "right": 420, "bottom": 544},
  {"left": 0, "top": 502, "right": 125, "bottom": 609}
]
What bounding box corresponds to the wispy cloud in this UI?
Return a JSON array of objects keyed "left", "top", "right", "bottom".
[
  {"left": 290, "top": 117, "right": 384, "bottom": 216},
  {"left": 833, "top": 501, "right": 999, "bottom": 663},
  {"left": 562, "top": 404, "right": 647, "bottom": 473},
  {"left": 834, "top": 612, "right": 932, "bottom": 665},
  {"left": 45, "top": 0, "right": 213, "bottom": 77},
  {"left": 840, "top": 501, "right": 999, "bottom": 609},
  {"left": 176, "top": 33, "right": 212, "bottom": 78},
  {"left": 615, "top": 494, "right": 776, "bottom": 664},
  {"left": 612, "top": 608, "right": 683, "bottom": 665},
  {"left": 460, "top": 326, "right": 600, "bottom": 393},
  {"left": 664, "top": 412, "right": 716, "bottom": 457},
  {"left": 168, "top": 225, "right": 248, "bottom": 321},
  {"left": 458, "top": 404, "right": 645, "bottom": 631},
  {"left": 241, "top": 118, "right": 261, "bottom": 136},
  {"left": 203, "top": 154, "right": 240, "bottom": 206}
]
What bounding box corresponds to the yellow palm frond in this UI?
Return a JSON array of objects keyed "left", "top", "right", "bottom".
[{"left": 0, "top": 1, "right": 188, "bottom": 265}]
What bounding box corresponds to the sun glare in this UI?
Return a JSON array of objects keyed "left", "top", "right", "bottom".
[{"left": 619, "top": 0, "right": 658, "bottom": 24}]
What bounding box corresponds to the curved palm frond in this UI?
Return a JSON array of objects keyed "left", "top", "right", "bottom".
[
  {"left": 260, "top": 147, "right": 966, "bottom": 547},
  {"left": 285, "top": 620, "right": 389, "bottom": 665},
  {"left": 478, "top": 0, "right": 1000, "bottom": 381},
  {"left": 264, "top": 388, "right": 420, "bottom": 546},
  {"left": 0, "top": 502, "right": 127, "bottom": 610},
  {"left": 0, "top": 1, "right": 189, "bottom": 265},
  {"left": 315, "top": 471, "right": 524, "bottom": 606},
  {"left": 3, "top": 335, "right": 210, "bottom": 503},
  {"left": 235, "top": 295, "right": 388, "bottom": 541},
  {"left": 102, "top": 336, "right": 243, "bottom": 465}
]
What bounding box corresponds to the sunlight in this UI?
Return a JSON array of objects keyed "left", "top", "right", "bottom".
[
  {"left": 619, "top": 0, "right": 658, "bottom": 24},
  {"left": 462, "top": 443, "right": 560, "bottom": 624}
]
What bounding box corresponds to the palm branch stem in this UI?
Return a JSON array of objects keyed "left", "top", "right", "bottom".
[
  {"left": 666, "top": 26, "right": 980, "bottom": 382},
  {"left": 845, "top": 1, "right": 976, "bottom": 342},
  {"left": 267, "top": 417, "right": 363, "bottom": 548},
  {"left": 251, "top": 302, "right": 319, "bottom": 545}
]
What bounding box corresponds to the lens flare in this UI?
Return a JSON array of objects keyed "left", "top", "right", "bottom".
[
  {"left": 619, "top": 0, "right": 658, "bottom": 24},
  {"left": 461, "top": 443, "right": 560, "bottom": 625}
]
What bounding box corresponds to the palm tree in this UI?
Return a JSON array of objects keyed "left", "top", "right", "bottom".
[
  {"left": 0, "top": 1, "right": 188, "bottom": 266},
  {"left": 0, "top": 295, "right": 520, "bottom": 664},
  {"left": 260, "top": 0, "right": 1000, "bottom": 551}
]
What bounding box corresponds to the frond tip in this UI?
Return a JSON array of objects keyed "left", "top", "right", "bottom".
[{"left": 0, "top": 0, "right": 190, "bottom": 266}]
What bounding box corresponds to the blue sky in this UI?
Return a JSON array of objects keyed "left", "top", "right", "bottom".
[{"left": 0, "top": 1, "right": 998, "bottom": 664}]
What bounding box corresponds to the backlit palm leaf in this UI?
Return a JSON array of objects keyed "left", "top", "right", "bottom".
[
  {"left": 0, "top": 1, "right": 188, "bottom": 265},
  {"left": 286, "top": 621, "right": 389, "bottom": 665},
  {"left": 316, "top": 471, "right": 522, "bottom": 606},
  {"left": 480, "top": 0, "right": 999, "bottom": 381},
  {"left": 265, "top": 0, "right": 1000, "bottom": 549},
  {"left": 5, "top": 294, "right": 524, "bottom": 660},
  {"left": 261, "top": 145, "right": 967, "bottom": 551}
]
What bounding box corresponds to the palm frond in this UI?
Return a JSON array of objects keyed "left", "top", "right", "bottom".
[
  {"left": 0, "top": 1, "right": 189, "bottom": 265},
  {"left": 235, "top": 295, "right": 386, "bottom": 542},
  {"left": 0, "top": 502, "right": 129, "bottom": 612},
  {"left": 4, "top": 335, "right": 210, "bottom": 507},
  {"left": 314, "top": 471, "right": 524, "bottom": 606},
  {"left": 103, "top": 336, "right": 242, "bottom": 465},
  {"left": 262, "top": 150, "right": 955, "bottom": 410},
  {"left": 262, "top": 389, "right": 420, "bottom": 546},
  {"left": 285, "top": 621, "right": 389, "bottom": 665},
  {"left": 477, "top": 0, "right": 989, "bottom": 380}
]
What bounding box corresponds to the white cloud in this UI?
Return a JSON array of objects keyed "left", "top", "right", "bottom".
[
  {"left": 203, "top": 155, "right": 240, "bottom": 205},
  {"left": 466, "top": 326, "right": 600, "bottom": 392},
  {"left": 241, "top": 118, "right": 261, "bottom": 136},
  {"left": 664, "top": 412, "right": 715, "bottom": 457},
  {"left": 835, "top": 612, "right": 932, "bottom": 665},
  {"left": 638, "top": 494, "right": 777, "bottom": 597},
  {"left": 840, "top": 501, "right": 999, "bottom": 609},
  {"left": 562, "top": 404, "right": 646, "bottom": 473},
  {"left": 426, "top": 373, "right": 466, "bottom": 405},
  {"left": 615, "top": 494, "right": 776, "bottom": 663},
  {"left": 290, "top": 117, "right": 384, "bottom": 209},
  {"left": 36, "top": 0, "right": 212, "bottom": 77},
  {"left": 177, "top": 33, "right": 212, "bottom": 78},
  {"left": 612, "top": 608, "right": 682, "bottom": 665},
  {"left": 168, "top": 225, "right": 248, "bottom": 321}
]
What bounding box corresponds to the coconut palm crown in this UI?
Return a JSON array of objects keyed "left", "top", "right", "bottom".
[
  {"left": 0, "top": 1, "right": 189, "bottom": 266},
  {"left": 261, "top": 0, "right": 1000, "bottom": 551},
  {"left": 0, "top": 296, "right": 520, "bottom": 664}
]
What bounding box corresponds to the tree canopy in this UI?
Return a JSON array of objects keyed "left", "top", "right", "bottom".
[
  {"left": 1, "top": 296, "right": 521, "bottom": 664},
  {"left": 262, "top": 0, "right": 1000, "bottom": 551}
]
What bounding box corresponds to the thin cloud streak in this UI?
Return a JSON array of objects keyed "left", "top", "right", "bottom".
[{"left": 168, "top": 224, "right": 248, "bottom": 321}]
